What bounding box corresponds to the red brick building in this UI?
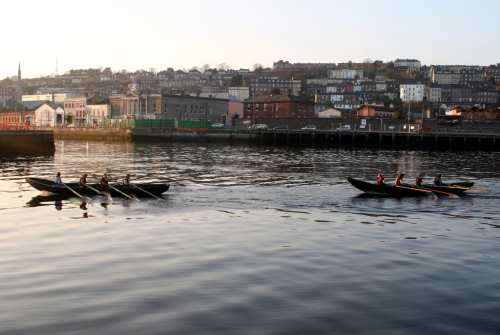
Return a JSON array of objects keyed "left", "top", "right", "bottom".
[{"left": 244, "top": 94, "right": 315, "bottom": 120}]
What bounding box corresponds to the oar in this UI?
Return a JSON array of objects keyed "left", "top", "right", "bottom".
[
  {"left": 448, "top": 186, "right": 490, "bottom": 192},
  {"left": 62, "top": 183, "right": 84, "bottom": 199},
  {"left": 414, "top": 185, "right": 459, "bottom": 197},
  {"left": 132, "top": 184, "right": 161, "bottom": 199},
  {"left": 108, "top": 183, "right": 133, "bottom": 199},
  {"left": 397, "top": 185, "right": 438, "bottom": 199},
  {"left": 86, "top": 184, "right": 105, "bottom": 196}
]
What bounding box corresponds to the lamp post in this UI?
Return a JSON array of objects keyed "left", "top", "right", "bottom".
[{"left": 252, "top": 92, "right": 260, "bottom": 128}]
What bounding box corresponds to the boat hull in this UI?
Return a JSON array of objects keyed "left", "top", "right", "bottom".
[
  {"left": 347, "top": 177, "right": 473, "bottom": 196},
  {"left": 25, "top": 177, "right": 170, "bottom": 197}
]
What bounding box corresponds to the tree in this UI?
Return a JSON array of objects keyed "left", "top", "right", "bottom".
[
  {"left": 217, "top": 62, "right": 229, "bottom": 71},
  {"left": 202, "top": 64, "right": 210, "bottom": 73},
  {"left": 229, "top": 74, "right": 243, "bottom": 86},
  {"left": 269, "top": 88, "right": 281, "bottom": 95},
  {"left": 393, "top": 111, "right": 402, "bottom": 119},
  {"left": 149, "top": 67, "right": 157, "bottom": 75},
  {"left": 487, "top": 76, "right": 496, "bottom": 86}
]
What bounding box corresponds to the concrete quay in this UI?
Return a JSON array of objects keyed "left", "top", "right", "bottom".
[{"left": 0, "top": 130, "right": 55, "bottom": 156}]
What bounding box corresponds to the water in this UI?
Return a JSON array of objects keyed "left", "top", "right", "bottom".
[{"left": 1, "top": 140, "right": 500, "bottom": 334}]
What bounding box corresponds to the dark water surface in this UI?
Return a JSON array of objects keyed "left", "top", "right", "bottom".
[{"left": 1, "top": 140, "right": 500, "bottom": 334}]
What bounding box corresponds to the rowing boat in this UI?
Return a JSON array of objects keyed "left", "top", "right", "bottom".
[
  {"left": 25, "top": 177, "right": 170, "bottom": 197},
  {"left": 347, "top": 177, "right": 473, "bottom": 196}
]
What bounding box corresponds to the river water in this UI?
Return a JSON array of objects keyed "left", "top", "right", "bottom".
[{"left": 1, "top": 140, "right": 500, "bottom": 334}]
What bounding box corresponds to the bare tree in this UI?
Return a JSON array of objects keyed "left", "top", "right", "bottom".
[
  {"left": 217, "top": 62, "right": 229, "bottom": 70},
  {"left": 149, "top": 67, "right": 157, "bottom": 75},
  {"left": 253, "top": 63, "right": 263, "bottom": 70},
  {"left": 202, "top": 64, "right": 210, "bottom": 72}
]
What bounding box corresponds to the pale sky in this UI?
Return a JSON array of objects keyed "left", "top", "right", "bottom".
[{"left": 2, "top": 0, "right": 499, "bottom": 79}]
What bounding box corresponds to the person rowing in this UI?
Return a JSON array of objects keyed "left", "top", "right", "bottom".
[
  {"left": 79, "top": 173, "right": 88, "bottom": 188},
  {"left": 123, "top": 174, "right": 131, "bottom": 188},
  {"left": 100, "top": 173, "right": 109, "bottom": 189},
  {"left": 377, "top": 173, "right": 385, "bottom": 185},
  {"left": 55, "top": 172, "right": 63, "bottom": 187},
  {"left": 395, "top": 173, "right": 404, "bottom": 186},
  {"left": 414, "top": 173, "right": 423, "bottom": 186},
  {"left": 434, "top": 174, "right": 443, "bottom": 186}
]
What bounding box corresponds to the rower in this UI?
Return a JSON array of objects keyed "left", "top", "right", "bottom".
[
  {"left": 377, "top": 173, "right": 385, "bottom": 185},
  {"left": 55, "top": 172, "right": 63, "bottom": 187},
  {"left": 100, "top": 173, "right": 109, "bottom": 189},
  {"left": 79, "top": 173, "right": 88, "bottom": 188},
  {"left": 414, "top": 173, "right": 423, "bottom": 186},
  {"left": 123, "top": 174, "right": 131, "bottom": 188},
  {"left": 434, "top": 174, "right": 443, "bottom": 186},
  {"left": 395, "top": 173, "right": 404, "bottom": 186}
]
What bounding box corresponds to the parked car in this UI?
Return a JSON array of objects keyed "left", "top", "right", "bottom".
[
  {"left": 255, "top": 124, "right": 268, "bottom": 130},
  {"left": 335, "top": 125, "right": 351, "bottom": 132},
  {"left": 212, "top": 123, "right": 224, "bottom": 128},
  {"left": 301, "top": 125, "right": 317, "bottom": 130},
  {"left": 418, "top": 127, "right": 432, "bottom": 133},
  {"left": 273, "top": 125, "right": 288, "bottom": 130}
]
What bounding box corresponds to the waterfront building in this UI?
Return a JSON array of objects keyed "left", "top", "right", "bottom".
[
  {"left": 357, "top": 105, "right": 396, "bottom": 118},
  {"left": 109, "top": 93, "right": 229, "bottom": 124},
  {"left": 86, "top": 104, "right": 111, "bottom": 126},
  {"left": 33, "top": 102, "right": 65, "bottom": 126},
  {"left": 64, "top": 96, "right": 87, "bottom": 126},
  {"left": 243, "top": 93, "right": 315, "bottom": 120}
]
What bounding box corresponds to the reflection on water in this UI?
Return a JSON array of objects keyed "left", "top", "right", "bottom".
[{"left": 1, "top": 140, "right": 500, "bottom": 334}]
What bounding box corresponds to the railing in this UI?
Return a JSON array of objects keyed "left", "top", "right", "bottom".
[{"left": 1, "top": 122, "right": 30, "bottom": 130}]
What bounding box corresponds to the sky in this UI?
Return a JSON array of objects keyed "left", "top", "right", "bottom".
[{"left": 2, "top": 0, "right": 499, "bottom": 79}]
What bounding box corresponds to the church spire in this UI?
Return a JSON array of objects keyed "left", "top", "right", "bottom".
[{"left": 16, "top": 61, "right": 23, "bottom": 101}]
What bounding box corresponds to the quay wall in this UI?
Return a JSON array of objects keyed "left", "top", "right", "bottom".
[
  {"left": 26, "top": 126, "right": 500, "bottom": 151},
  {"left": 0, "top": 130, "right": 55, "bottom": 156}
]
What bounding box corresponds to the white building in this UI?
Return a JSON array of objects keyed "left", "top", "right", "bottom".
[
  {"left": 86, "top": 104, "right": 111, "bottom": 126},
  {"left": 23, "top": 92, "right": 75, "bottom": 104},
  {"left": 329, "top": 69, "right": 363, "bottom": 79},
  {"left": 318, "top": 108, "right": 342, "bottom": 118},
  {"left": 400, "top": 81, "right": 424, "bottom": 102},
  {"left": 34, "top": 103, "right": 65, "bottom": 126},
  {"left": 228, "top": 86, "right": 250, "bottom": 101}
]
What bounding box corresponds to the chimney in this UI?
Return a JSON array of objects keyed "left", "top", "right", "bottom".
[
  {"left": 287, "top": 88, "right": 292, "bottom": 95},
  {"left": 209, "top": 94, "right": 213, "bottom": 99}
]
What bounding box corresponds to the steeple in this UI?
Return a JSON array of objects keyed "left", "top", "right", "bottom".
[{"left": 15, "top": 61, "right": 23, "bottom": 101}]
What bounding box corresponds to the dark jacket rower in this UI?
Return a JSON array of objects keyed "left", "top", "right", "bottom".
[{"left": 100, "top": 173, "right": 109, "bottom": 189}]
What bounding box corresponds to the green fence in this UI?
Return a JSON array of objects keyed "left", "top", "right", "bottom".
[
  {"left": 99, "top": 119, "right": 175, "bottom": 127},
  {"left": 177, "top": 120, "right": 211, "bottom": 131}
]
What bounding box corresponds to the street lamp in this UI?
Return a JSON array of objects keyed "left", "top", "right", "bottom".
[{"left": 252, "top": 92, "right": 261, "bottom": 127}]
